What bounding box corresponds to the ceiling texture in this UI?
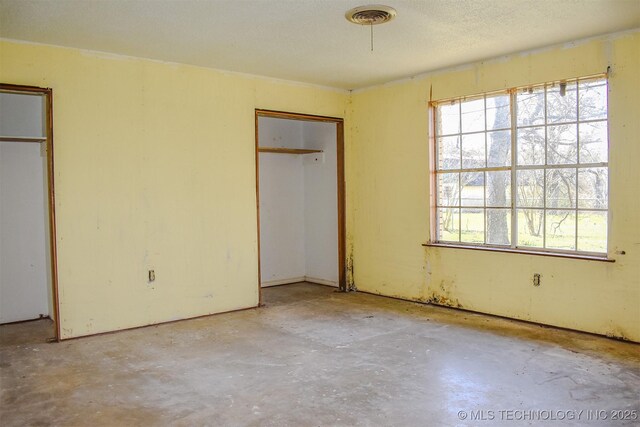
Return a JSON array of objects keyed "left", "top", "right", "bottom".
[{"left": 1, "top": 0, "right": 639, "bottom": 90}]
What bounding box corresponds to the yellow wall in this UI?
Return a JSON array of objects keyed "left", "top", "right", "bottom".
[
  {"left": 2, "top": 31, "right": 638, "bottom": 342},
  {"left": 348, "top": 31, "right": 640, "bottom": 341},
  {"left": 0, "top": 40, "right": 349, "bottom": 339}
]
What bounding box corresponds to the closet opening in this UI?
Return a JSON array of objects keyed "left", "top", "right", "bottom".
[
  {"left": 0, "top": 84, "right": 60, "bottom": 342},
  {"left": 255, "top": 110, "right": 345, "bottom": 304}
]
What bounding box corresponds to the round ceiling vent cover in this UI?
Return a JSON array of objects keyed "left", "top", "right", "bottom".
[{"left": 345, "top": 5, "right": 397, "bottom": 25}]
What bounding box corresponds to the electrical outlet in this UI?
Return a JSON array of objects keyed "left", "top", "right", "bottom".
[
  {"left": 148, "top": 270, "right": 155, "bottom": 282},
  {"left": 533, "top": 273, "right": 541, "bottom": 287}
]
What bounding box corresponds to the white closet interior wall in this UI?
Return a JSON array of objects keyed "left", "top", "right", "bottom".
[
  {"left": 258, "top": 116, "right": 338, "bottom": 287},
  {"left": 0, "top": 91, "right": 52, "bottom": 323}
]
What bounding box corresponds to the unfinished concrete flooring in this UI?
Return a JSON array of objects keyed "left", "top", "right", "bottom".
[{"left": 1, "top": 283, "right": 639, "bottom": 426}]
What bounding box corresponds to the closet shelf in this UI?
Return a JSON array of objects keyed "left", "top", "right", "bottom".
[
  {"left": 258, "top": 147, "right": 323, "bottom": 155},
  {"left": 0, "top": 136, "right": 46, "bottom": 143}
]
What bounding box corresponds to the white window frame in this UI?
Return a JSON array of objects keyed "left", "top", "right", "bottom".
[{"left": 428, "top": 74, "right": 610, "bottom": 258}]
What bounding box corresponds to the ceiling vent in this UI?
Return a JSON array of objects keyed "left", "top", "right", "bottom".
[{"left": 345, "top": 5, "right": 397, "bottom": 26}]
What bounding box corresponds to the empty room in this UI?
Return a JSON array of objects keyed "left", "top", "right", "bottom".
[{"left": 0, "top": 1, "right": 639, "bottom": 425}]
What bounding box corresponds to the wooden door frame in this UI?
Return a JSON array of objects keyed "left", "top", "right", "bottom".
[
  {"left": 254, "top": 109, "right": 346, "bottom": 304},
  {"left": 0, "top": 83, "right": 61, "bottom": 342}
]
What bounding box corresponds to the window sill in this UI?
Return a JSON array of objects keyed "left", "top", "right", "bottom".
[{"left": 422, "top": 243, "right": 615, "bottom": 262}]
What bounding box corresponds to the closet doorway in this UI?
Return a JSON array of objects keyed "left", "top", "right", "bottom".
[
  {"left": 0, "top": 84, "right": 59, "bottom": 341},
  {"left": 255, "top": 110, "right": 345, "bottom": 303}
]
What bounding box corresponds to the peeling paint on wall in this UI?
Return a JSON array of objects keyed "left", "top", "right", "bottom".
[
  {"left": 606, "top": 327, "right": 631, "bottom": 342},
  {"left": 346, "top": 242, "right": 356, "bottom": 291},
  {"left": 426, "top": 280, "right": 463, "bottom": 308}
]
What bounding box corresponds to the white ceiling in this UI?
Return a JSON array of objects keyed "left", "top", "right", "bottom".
[{"left": 1, "top": 0, "right": 639, "bottom": 90}]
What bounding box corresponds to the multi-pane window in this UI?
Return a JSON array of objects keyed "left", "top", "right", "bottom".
[{"left": 432, "top": 76, "right": 608, "bottom": 255}]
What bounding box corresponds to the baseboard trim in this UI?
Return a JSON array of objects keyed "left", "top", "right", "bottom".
[
  {"left": 304, "top": 276, "right": 338, "bottom": 287},
  {"left": 261, "top": 276, "right": 338, "bottom": 288},
  {"left": 261, "top": 277, "right": 306, "bottom": 287},
  {"left": 0, "top": 315, "right": 51, "bottom": 326},
  {"left": 59, "top": 305, "right": 259, "bottom": 341},
  {"left": 356, "top": 288, "right": 639, "bottom": 344}
]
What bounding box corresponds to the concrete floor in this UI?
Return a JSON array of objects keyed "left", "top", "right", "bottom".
[{"left": 1, "top": 283, "right": 639, "bottom": 426}]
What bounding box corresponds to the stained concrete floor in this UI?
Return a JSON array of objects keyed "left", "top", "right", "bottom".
[{"left": 1, "top": 283, "right": 639, "bottom": 426}]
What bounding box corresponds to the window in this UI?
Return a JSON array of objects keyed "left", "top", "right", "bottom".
[{"left": 431, "top": 75, "right": 608, "bottom": 255}]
